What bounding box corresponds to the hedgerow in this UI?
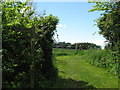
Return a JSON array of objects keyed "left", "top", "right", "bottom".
[
  {"left": 81, "top": 49, "right": 118, "bottom": 77},
  {"left": 2, "top": 0, "right": 59, "bottom": 88}
]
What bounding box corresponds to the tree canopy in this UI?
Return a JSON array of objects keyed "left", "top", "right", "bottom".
[{"left": 89, "top": 1, "right": 120, "bottom": 50}]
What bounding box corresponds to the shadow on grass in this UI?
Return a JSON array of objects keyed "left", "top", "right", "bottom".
[{"left": 52, "top": 77, "right": 96, "bottom": 88}]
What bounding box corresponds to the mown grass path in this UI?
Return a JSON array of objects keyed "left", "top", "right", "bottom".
[{"left": 53, "top": 55, "right": 118, "bottom": 88}]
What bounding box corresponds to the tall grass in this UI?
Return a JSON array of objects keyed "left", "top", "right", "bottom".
[{"left": 80, "top": 49, "right": 118, "bottom": 77}]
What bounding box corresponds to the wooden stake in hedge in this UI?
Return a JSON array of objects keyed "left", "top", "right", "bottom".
[{"left": 30, "top": 28, "right": 35, "bottom": 88}]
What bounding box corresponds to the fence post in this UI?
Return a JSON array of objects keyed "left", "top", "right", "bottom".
[{"left": 75, "top": 43, "right": 78, "bottom": 54}]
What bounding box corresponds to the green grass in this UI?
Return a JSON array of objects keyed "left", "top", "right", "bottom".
[
  {"left": 80, "top": 49, "right": 119, "bottom": 77},
  {"left": 53, "top": 48, "right": 76, "bottom": 56},
  {"left": 52, "top": 49, "right": 118, "bottom": 88}
]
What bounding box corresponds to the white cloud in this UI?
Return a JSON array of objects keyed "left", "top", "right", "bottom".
[{"left": 56, "top": 24, "right": 67, "bottom": 29}]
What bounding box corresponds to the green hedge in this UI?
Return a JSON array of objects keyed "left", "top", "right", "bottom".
[{"left": 81, "top": 49, "right": 119, "bottom": 77}]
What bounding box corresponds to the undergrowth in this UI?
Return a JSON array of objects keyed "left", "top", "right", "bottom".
[{"left": 80, "top": 49, "right": 119, "bottom": 77}]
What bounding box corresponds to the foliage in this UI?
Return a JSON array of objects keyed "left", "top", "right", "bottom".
[
  {"left": 89, "top": 2, "right": 120, "bottom": 78},
  {"left": 74, "top": 42, "right": 101, "bottom": 50},
  {"left": 53, "top": 42, "right": 101, "bottom": 49},
  {"left": 81, "top": 49, "right": 119, "bottom": 77},
  {"left": 2, "top": 0, "right": 59, "bottom": 88}
]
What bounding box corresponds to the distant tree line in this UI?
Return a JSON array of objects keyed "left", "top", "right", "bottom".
[{"left": 53, "top": 42, "right": 101, "bottom": 50}]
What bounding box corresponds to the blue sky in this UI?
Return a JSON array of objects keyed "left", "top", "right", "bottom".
[{"left": 32, "top": 2, "right": 106, "bottom": 48}]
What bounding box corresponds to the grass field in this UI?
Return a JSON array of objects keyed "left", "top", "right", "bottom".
[{"left": 52, "top": 48, "right": 118, "bottom": 88}]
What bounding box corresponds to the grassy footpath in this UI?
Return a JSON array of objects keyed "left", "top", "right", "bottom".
[{"left": 53, "top": 54, "right": 118, "bottom": 88}]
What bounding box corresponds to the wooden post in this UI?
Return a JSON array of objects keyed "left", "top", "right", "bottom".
[
  {"left": 75, "top": 43, "right": 78, "bottom": 54},
  {"left": 30, "top": 28, "right": 35, "bottom": 88}
]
